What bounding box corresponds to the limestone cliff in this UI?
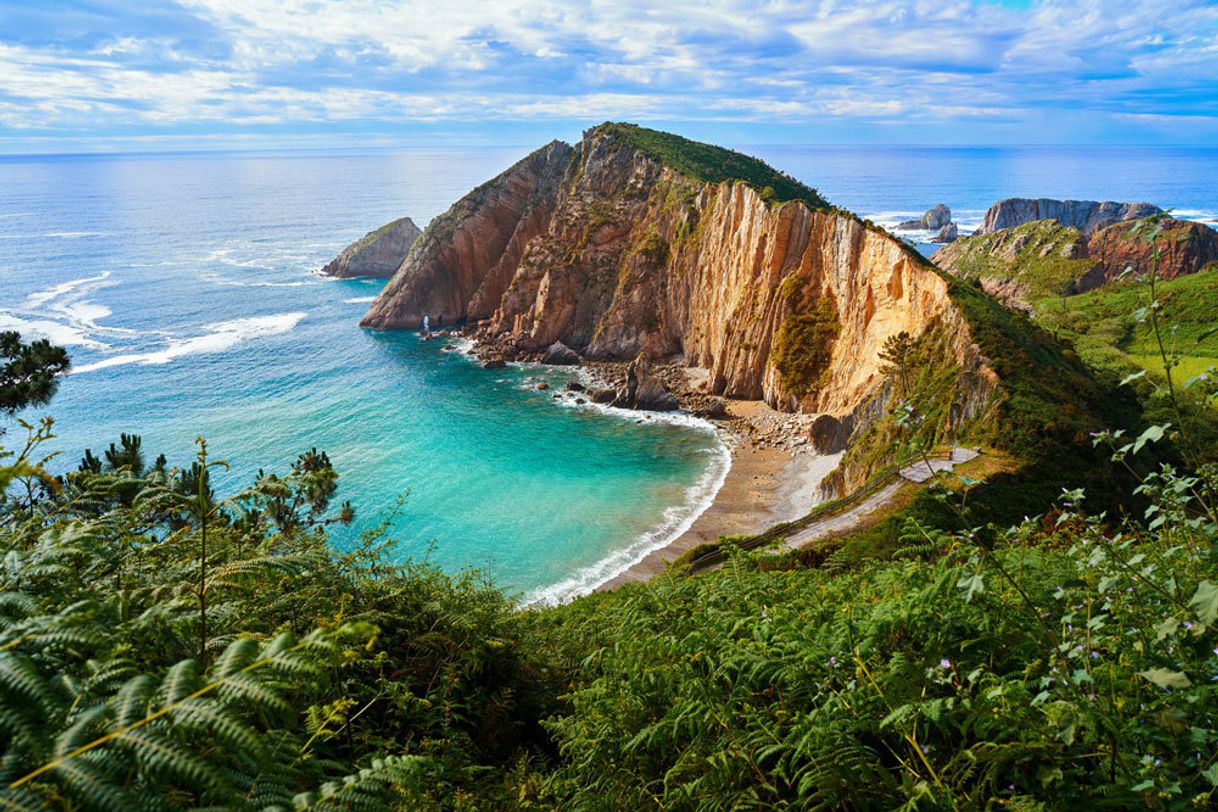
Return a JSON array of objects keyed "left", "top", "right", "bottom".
[
  {"left": 321, "top": 217, "right": 421, "bottom": 278},
  {"left": 364, "top": 124, "right": 995, "bottom": 426},
  {"left": 975, "top": 198, "right": 1162, "bottom": 236}
]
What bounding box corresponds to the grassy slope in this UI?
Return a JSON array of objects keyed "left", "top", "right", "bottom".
[
  {"left": 1032, "top": 264, "right": 1218, "bottom": 388},
  {"left": 592, "top": 122, "right": 830, "bottom": 209},
  {"left": 931, "top": 219, "right": 1098, "bottom": 298}
]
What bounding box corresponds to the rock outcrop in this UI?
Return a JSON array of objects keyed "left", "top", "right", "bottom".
[
  {"left": 975, "top": 198, "right": 1162, "bottom": 236},
  {"left": 1086, "top": 217, "right": 1218, "bottom": 285},
  {"left": 362, "top": 141, "right": 573, "bottom": 328},
  {"left": 320, "top": 217, "right": 422, "bottom": 278},
  {"left": 897, "top": 204, "right": 952, "bottom": 231},
  {"left": 934, "top": 216, "right": 1218, "bottom": 301},
  {"left": 360, "top": 123, "right": 1019, "bottom": 493},
  {"left": 543, "top": 341, "right": 581, "bottom": 366},
  {"left": 933, "top": 223, "right": 958, "bottom": 244}
]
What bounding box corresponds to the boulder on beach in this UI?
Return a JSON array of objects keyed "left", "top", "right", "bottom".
[
  {"left": 481, "top": 358, "right": 506, "bottom": 369},
  {"left": 543, "top": 341, "right": 581, "bottom": 365},
  {"left": 611, "top": 356, "right": 678, "bottom": 411}
]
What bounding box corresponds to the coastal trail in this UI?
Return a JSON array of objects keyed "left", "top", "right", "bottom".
[
  {"left": 780, "top": 447, "right": 979, "bottom": 550},
  {"left": 677, "top": 446, "right": 982, "bottom": 573}
]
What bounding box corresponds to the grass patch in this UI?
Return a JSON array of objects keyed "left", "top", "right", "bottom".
[{"left": 591, "top": 122, "right": 829, "bottom": 210}]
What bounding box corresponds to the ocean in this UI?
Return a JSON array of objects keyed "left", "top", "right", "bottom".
[{"left": 1, "top": 144, "right": 1215, "bottom": 601}]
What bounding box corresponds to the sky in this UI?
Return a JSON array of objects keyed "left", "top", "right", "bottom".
[{"left": 0, "top": 0, "right": 1216, "bottom": 153}]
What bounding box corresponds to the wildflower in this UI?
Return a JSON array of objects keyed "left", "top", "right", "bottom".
[{"left": 940, "top": 658, "right": 952, "bottom": 670}]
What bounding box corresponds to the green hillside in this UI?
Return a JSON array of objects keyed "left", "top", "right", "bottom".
[
  {"left": 594, "top": 122, "right": 830, "bottom": 209},
  {"left": 3, "top": 391, "right": 1215, "bottom": 809},
  {"left": 1034, "top": 265, "right": 1218, "bottom": 401},
  {"left": 931, "top": 218, "right": 1098, "bottom": 299}
]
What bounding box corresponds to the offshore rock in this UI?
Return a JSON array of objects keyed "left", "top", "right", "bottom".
[
  {"left": 975, "top": 198, "right": 1163, "bottom": 236},
  {"left": 321, "top": 217, "right": 421, "bottom": 278},
  {"left": 897, "top": 204, "right": 952, "bottom": 231},
  {"left": 933, "top": 223, "right": 958, "bottom": 243}
]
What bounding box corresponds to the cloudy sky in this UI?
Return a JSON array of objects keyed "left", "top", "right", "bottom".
[{"left": 1, "top": 0, "right": 1216, "bottom": 152}]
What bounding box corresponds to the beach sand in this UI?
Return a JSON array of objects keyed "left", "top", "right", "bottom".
[{"left": 598, "top": 400, "right": 842, "bottom": 590}]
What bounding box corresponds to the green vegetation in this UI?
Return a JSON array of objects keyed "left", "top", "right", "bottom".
[
  {"left": 1, "top": 331, "right": 71, "bottom": 417},
  {"left": 4, "top": 246, "right": 1217, "bottom": 810},
  {"left": 772, "top": 276, "right": 840, "bottom": 399},
  {"left": 4, "top": 406, "right": 1218, "bottom": 808},
  {"left": 1034, "top": 265, "right": 1218, "bottom": 399},
  {"left": 593, "top": 122, "right": 829, "bottom": 210},
  {"left": 933, "top": 219, "right": 1098, "bottom": 299}
]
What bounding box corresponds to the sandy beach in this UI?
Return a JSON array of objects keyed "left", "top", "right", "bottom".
[{"left": 598, "top": 400, "right": 843, "bottom": 590}]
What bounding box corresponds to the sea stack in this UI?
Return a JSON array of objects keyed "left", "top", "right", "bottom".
[{"left": 320, "top": 216, "right": 422, "bottom": 278}]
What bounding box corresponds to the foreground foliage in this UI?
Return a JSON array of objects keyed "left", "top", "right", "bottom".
[{"left": 2, "top": 317, "right": 1217, "bottom": 809}]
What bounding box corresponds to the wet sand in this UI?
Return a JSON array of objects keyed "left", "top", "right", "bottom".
[{"left": 598, "top": 400, "right": 842, "bottom": 590}]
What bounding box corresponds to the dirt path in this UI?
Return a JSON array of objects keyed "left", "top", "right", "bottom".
[
  {"left": 780, "top": 447, "right": 980, "bottom": 551},
  {"left": 780, "top": 480, "right": 905, "bottom": 549}
]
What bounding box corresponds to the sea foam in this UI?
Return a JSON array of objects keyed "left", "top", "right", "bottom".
[{"left": 72, "top": 312, "right": 307, "bottom": 374}]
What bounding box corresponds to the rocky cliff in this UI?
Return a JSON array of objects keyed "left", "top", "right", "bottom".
[
  {"left": 934, "top": 216, "right": 1218, "bottom": 301},
  {"left": 1086, "top": 217, "right": 1218, "bottom": 285},
  {"left": 360, "top": 143, "right": 572, "bottom": 325},
  {"left": 975, "top": 198, "right": 1162, "bottom": 236},
  {"left": 321, "top": 216, "right": 422, "bottom": 278},
  {"left": 363, "top": 124, "right": 997, "bottom": 424},
  {"left": 360, "top": 124, "right": 1130, "bottom": 499}
]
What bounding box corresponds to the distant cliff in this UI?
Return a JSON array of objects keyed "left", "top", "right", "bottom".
[
  {"left": 975, "top": 198, "right": 1162, "bottom": 236},
  {"left": 321, "top": 216, "right": 421, "bottom": 279}
]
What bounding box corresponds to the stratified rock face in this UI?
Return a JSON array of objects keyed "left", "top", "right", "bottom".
[
  {"left": 361, "top": 141, "right": 574, "bottom": 328},
  {"left": 321, "top": 217, "right": 422, "bottom": 278},
  {"left": 1087, "top": 218, "right": 1218, "bottom": 284},
  {"left": 976, "top": 198, "right": 1163, "bottom": 236},
  {"left": 364, "top": 125, "right": 995, "bottom": 423}
]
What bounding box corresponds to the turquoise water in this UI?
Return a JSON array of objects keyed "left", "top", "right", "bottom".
[
  {"left": 0, "top": 148, "right": 728, "bottom": 602},
  {"left": 2, "top": 144, "right": 1215, "bottom": 600}
]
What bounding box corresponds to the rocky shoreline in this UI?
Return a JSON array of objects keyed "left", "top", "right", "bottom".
[{"left": 446, "top": 318, "right": 830, "bottom": 455}]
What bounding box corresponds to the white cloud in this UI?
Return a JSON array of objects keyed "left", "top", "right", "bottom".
[{"left": 0, "top": 0, "right": 1215, "bottom": 143}]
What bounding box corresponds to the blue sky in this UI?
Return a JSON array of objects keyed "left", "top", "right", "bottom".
[{"left": 1, "top": 0, "right": 1216, "bottom": 152}]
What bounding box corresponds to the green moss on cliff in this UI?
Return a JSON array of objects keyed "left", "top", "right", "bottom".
[
  {"left": 772, "top": 276, "right": 840, "bottom": 398},
  {"left": 592, "top": 122, "right": 829, "bottom": 210}
]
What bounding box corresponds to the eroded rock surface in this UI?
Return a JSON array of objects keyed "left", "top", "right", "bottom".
[
  {"left": 321, "top": 217, "right": 421, "bottom": 278},
  {"left": 975, "top": 198, "right": 1163, "bottom": 236}
]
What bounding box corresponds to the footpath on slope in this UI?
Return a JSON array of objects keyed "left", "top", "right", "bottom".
[{"left": 687, "top": 446, "right": 981, "bottom": 571}]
